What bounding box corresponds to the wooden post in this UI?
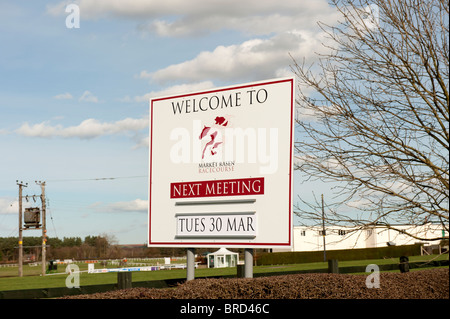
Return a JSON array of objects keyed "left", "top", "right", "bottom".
[
  {"left": 117, "top": 272, "right": 132, "bottom": 289},
  {"left": 328, "top": 259, "right": 339, "bottom": 273},
  {"left": 37, "top": 181, "right": 46, "bottom": 276},
  {"left": 237, "top": 264, "right": 245, "bottom": 278}
]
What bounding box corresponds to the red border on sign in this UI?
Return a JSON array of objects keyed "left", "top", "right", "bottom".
[
  {"left": 148, "top": 78, "right": 294, "bottom": 247},
  {"left": 170, "top": 177, "right": 264, "bottom": 199}
]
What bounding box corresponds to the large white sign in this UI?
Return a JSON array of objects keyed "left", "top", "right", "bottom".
[{"left": 148, "top": 78, "right": 294, "bottom": 248}]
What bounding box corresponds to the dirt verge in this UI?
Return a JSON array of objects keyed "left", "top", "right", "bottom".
[{"left": 60, "top": 268, "right": 448, "bottom": 299}]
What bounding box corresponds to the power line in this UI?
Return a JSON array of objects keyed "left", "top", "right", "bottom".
[
  {"left": 46, "top": 199, "right": 58, "bottom": 239},
  {"left": 45, "top": 175, "right": 147, "bottom": 182}
]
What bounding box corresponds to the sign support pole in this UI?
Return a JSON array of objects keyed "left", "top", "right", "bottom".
[
  {"left": 244, "top": 248, "right": 253, "bottom": 278},
  {"left": 186, "top": 248, "right": 195, "bottom": 281}
]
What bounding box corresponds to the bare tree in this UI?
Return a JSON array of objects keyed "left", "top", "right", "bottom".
[{"left": 292, "top": 0, "right": 448, "bottom": 241}]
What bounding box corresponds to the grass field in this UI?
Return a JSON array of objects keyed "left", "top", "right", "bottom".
[{"left": 0, "top": 254, "right": 447, "bottom": 292}]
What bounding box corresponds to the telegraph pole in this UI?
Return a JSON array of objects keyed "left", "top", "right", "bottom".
[
  {"left": 36, "top": 181, "right": 47, "bottom": 276},
  {"left": 17, "top": 181, "right": 28, "bottom": 277}
]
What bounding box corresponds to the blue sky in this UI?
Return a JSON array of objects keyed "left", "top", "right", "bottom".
[{"left": 0, "top": 0, "right": 342, "bottom": 244}]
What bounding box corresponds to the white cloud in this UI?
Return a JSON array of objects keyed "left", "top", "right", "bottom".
[
  {"left": 94, "top": 199, "right": 148, "bottom": 213},
  {"left": 79, "top": 90, "right": 99, "bottom": 103},
  {"left": 47, "top": 0, "right": 338, "bottom": 37},
  {"left": 137, "top": 70, "right": 152, "bottom": 79},
  {"left": 47, "top": 0, "right": 338, "bottom": 97},
  {"left": 144, "top": 6, "right": 337, "bottom": 37},
  {"left": 45, "top": 1, "right": 68, "bottom": 16},
  {"left": 132, "top": 136, "right": 149, "bottom": 150},
  {"left": 53, "top": 92, "right": 73, "bottom": 100},
  {"left": 133, "top": 81, "right": 215, "bottom": 102},
  {"left": 0, "top": 197, "right": 18, "bottom": 215},
  {"left": 0, "top": 197, "right": 38, "bottom": 215},
  {"left": 16, "top": 117, "right": 148, "bottom": 139},
  {"left": 149, "top": 30, "right": 326, "bottom": 84}
]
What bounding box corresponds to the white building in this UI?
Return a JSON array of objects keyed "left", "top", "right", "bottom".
[
  {"left": 275, "top": 223, "right": 447, "bottom": 252},
  {"left": 207, "top": 248, "right": 239, "bottom": 268}
]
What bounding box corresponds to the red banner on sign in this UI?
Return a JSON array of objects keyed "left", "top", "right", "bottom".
[{"left": 170, "top": 177, "right": 264, "bottom": 199}]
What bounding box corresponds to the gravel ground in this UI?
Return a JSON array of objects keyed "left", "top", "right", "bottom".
[{"left": 61, "top": 268, "right": 448, "bottom": 299}]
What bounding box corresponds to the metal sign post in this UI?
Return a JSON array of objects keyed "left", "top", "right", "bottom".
[
  {"left": 186, "top": 248, "right": 195, "bottom": 281},
  {"left": 244, "top": 248, "right": 253, "bottom": 278}
]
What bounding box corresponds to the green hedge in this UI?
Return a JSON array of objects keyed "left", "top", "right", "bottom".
[{"left": 256, "top": 244, "right": 422, "bottom": 266}]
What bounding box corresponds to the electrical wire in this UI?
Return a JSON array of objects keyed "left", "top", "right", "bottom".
[
  {"left": 45, "top": 175, "right": 147, "bottom": 182},
  {"left": 2, "top": 175, "right": 148, "bottom": 238},
  {"left": 46, "top": 199, "right": 58, "bottom": 239}
]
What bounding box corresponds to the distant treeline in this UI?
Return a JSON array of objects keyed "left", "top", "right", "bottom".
[
  {"left": 0, "top": 235, "right": 106, "bottom": 249},
  {"left": 0, "top": 235, "right": 118, "bottom": 262},
  {"left": 0, "top": 236, "right": 244, "bottom": 262}
]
